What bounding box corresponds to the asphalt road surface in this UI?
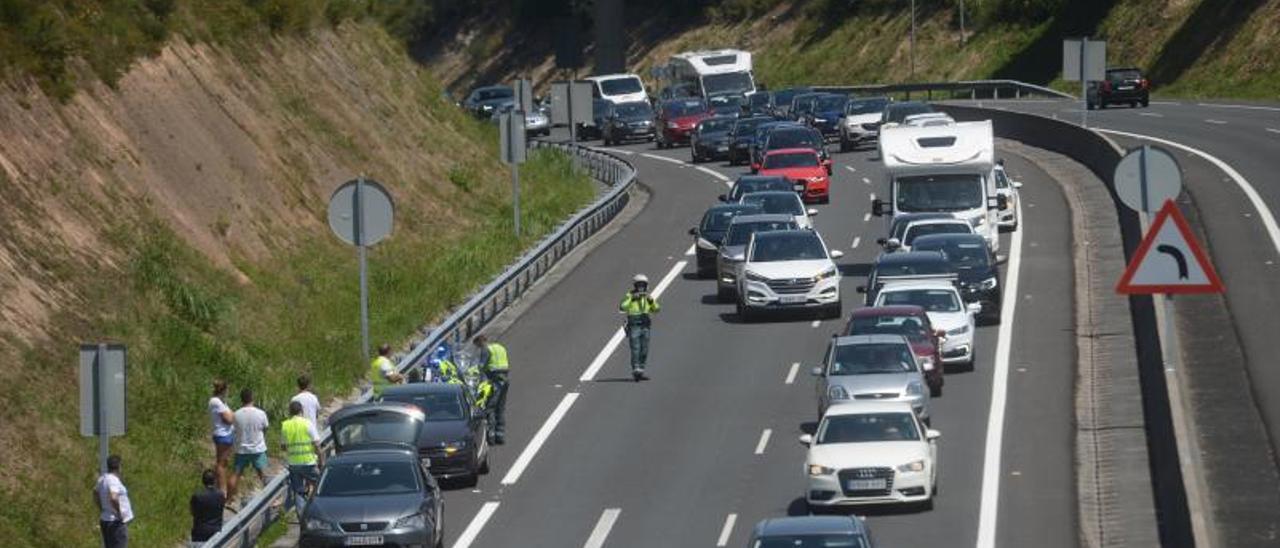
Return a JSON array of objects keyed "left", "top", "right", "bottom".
[{"left": 437, "top": 128, "right": 1078, "bottom": 548}]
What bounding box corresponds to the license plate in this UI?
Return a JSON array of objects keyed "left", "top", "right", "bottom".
[
  {"left": 846, "top": 479, "right": 887, "bottom": 490},
  {"left": 779, "top": 295, "right": 807, "bottom": 305},
  {"left": 793, "top": 183, "right": 805, "bottom": 191},
  {"left": 717, "top": 146, "right": 729, "bottom": 152},
  {"left": 345, "top": 536, "right": 384, "bottom": 546},
  {"left": 1118, "top": 85, "right": 1134, "bottom": 90}
]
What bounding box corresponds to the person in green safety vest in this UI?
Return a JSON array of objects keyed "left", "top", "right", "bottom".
[
  {"left": 619, "top": 273, "right": 660, "bottom": 382},
  {"left": 472, "top": 334, "right": 510, "bottom": 444},
  {"left": 368, "top": 344, "right": 403, "bottom": 397},
  {"left": 436, "top": 357, "right": 463, "bottom": 385},
  {"left": 280, "top": 400, "right": 323, "bottom": 515},
  {"left": 474, "top": 377, "right": 496, "bottom": 440}
]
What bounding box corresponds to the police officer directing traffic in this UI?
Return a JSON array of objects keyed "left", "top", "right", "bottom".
[
  {"left": 473, "top": 334, "right": 509, "bottom": 444},
  {"left": 620, "top": 273, "right": 660, "bottom": 381}
]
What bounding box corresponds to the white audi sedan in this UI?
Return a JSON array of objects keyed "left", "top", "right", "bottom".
[{"left": 801, "top": 401, "right": 939, "bottom": 510}]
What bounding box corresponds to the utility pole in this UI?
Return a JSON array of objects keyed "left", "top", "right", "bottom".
[
  {"left": 959, "top": 0, "right": 967, "bottom": 45},
  {"left": 910, "top": 0, "right": 917, "bottom": 80}
]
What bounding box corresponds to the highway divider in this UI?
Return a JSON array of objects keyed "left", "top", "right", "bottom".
[{"left": 199, "top": 141, "right": 636, "bottom": 547}]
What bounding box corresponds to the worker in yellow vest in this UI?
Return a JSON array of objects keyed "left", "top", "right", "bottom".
[
  {"left": 280, "top": 400, "right": 323, "bottom": 515},
  {"left": 473, "top": 334, "right": 510, "bottom": 444},
  {"left": 368, "top": 344, "right": 403, "bottom": 398},
  {"left": 619, "top": 274, "right": 660, "bottom": 381}
]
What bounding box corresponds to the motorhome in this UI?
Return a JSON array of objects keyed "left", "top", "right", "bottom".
[
  {"left": 872, "top": 121, "right": 1002, "bottom": 252},
  {"left": 666, "top": 49, "right": 756, "bottom": 98}
]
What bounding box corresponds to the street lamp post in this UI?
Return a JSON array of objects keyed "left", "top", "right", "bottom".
[
  {"left": 959, "top": 0, "right": 967, "bottom": 45},
  {"left": 910, "top": 0, "right": 917, "bottom": 80}
]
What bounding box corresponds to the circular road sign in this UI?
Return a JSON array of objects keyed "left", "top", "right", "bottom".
[
  {"left": 1114, "top": 145, "right": 1182, "bottom": 213},
  {"left": 328, "top": 178, "right": 394, "bottom": 247}
]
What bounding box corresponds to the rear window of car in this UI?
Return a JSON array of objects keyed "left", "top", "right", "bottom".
[
  {"left": 665, "top": 100, "right": 707, "bottom": 117},
  {"left": 318, "top": 461, "right": 419, "bottom": 497},
  {"left": 1108, "top": 69, "right": 1142, "bottom": 80},
  {"left": 764, "top": 152, "right": 819, "bottom": 169},
  {"left": 380, "top": 392, "right": 465, "bottom": 422},
  {"left": 904, "top": 223, "right": 972, "bottom": 245},
  {"left": 829, "top": 342, "right": 917, "bottom": 375}
]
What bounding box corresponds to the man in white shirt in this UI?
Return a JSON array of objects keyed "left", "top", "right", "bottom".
[
  {"left": 94, "top": 455, "right": 132, "bottom": 548},
  {"left": 289, "top": 374, "right": 321, "bottom": 427},
  {"left": 227, "top": 388, "right": 269, "bottom": 506}
]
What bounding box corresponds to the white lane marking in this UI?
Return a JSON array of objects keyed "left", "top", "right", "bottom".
[
  {"left": 583, "top": 508, "right": 622, "bottom": 548},
  {"left": 810, "top": 319, "right": 821, "bottom": 328},
  {"left": 608, "top": 149, "right": 635, "bottom": 155},
  {"left": 1138, "top": 112, "right": 1164, "bottom": 118},
  {"left": 1098, "top": 129, "right": 1280, "bottom": 264},
  {"left": 685, "top": 243, "right": 695, "bottom": 256},
  {"left": 502, "top": 393, "right": 579, "bottom": 485},
  {"left": 851, "top": 236, "right": 861, "bottom": 249},
  {"left": 1205, "top": 119, "right": 1228, "bottom": 125},
  {"left": 696, "top": 165, "right": 730, "bottom": 181},
  {"left": 1197, "top": 102, "right": 1280, "bottom": 112},
  {"left": 870, "top": 192, "right": 877, "bottom": 201},
  {"left": 1152, "top": 101, "right": 1182, "bottom": 106},
  {"left": 716, "top": 513, "right": 738, "bottom": 547},
  {"left": 862, "top": 213, "right": 871, "bottom": 222},
  {"left": 652, "top": 260, "right": 687, "bottom": 298},
  {"left": 579, "top": 260, "right": 685, "bottom": 382},
  {"left": 754, "top": 429, "right": 772, "bottom": 455},
  {"left": 975, "top": 199, "right": 1024, "bottom": 548},
  {"left": 861, "top": 177, "right": 871, "bottom": 185},
  {"left": 845, "top": 166, "right": 857, "bottom": 173},
  {"left": 785, "top": 362, "right": 800, "bottom": 384},
  {"left": 640, "top": 152, "right": 685, "bottom": 165},
  {"left": 452, "top": 502, "right": 500, "bottom": 548},
  {"left": 1266, "top": 128, "right": 1280, "bottom": 135}
]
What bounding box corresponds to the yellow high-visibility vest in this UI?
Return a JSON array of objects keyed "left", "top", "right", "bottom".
[
  {"left": 282, "top": 417, "right": 317, "bottom": 466},
  {"left": 369, "top": 356, "right": 394, "bottom": 397},
  {"left": 486, "top": 343, "right": 509, "bottom": 371}
]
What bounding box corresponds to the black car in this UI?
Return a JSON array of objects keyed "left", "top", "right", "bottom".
[
  {"left": 601, "top": 101, "right": 656, "bottom": 146},
  {"left": 880, "top": 101, "right": 934, "bottom": 127},
  {"left": 708, "top": 93, "right": 745, "bottom": 117},
  {"left": 857, "top": 250, "right": 957, "bottom": 306},
  {"left": 769, "top": 87, "right": 813, "bottom": 119},
  {"left": 728, "top": 116, "right": 774, "bottom": 165},
  {"left": 1088, "top": 67, "right": 1150, "bottom": 109},
  {"left": 379, "top": 383, "right": 490, "bottom": 484},
  {"left": 689, "top": 203, "right": 763, "bottom": 277},
  {"left": 691, "top": 116, "right": 737, "bottom": 163},
  {"left": 877, "top": 212, "right": 958, "bottom": 247},
  {"left": 789, "top": 92, "right": 825, "bottom": 121},
  {"left": 804, "top": 93, "right": 849, "bottom": 140},
  {"left": 749, "top": 121, "right": 804, "bottom": 170},
  {"left": 745, "top": 91, "right": 772, "bottom": 116},
  {"left": 300, "top": 448, "right": 444, "bottom": 548},
  {"left": 912, "top": 233, "right": 1003, "bottom": 322},
  {"left": 719, "top": 175, "right": 794, "bottom": 203},
  {"left": 754, "top": 125, "right": 831, "bottom": 174},
  {"left": 749, "top": 515, "right": 877, "bottom": 548},
  {"left": 462, "top": 85, "right": 514, "bottom": 119}
]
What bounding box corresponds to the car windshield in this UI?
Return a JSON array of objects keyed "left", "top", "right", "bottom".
[
  {"left": 896, "top": 174, "right": 984, "bottom": 212},
  {"left": 725, "top": 220, "right": 795, "bottom": 246},
  {"left": 793, "top": 97, "right": 817, "bottom": 113},
  {"left": 875, "top": 257, "right": 953, "bottom": 277},
  {"left": 815, "top": 95, "right": 847, "bottom": 111},
  {"left": 380, "top": 392, "right": 466, "bottom": 422},
  {"left": 1108, "top": 69, "right": 1142, "bottom": 81},
  {"left": 731, "top": 179, "right": 792, "bottom": 200},
  {"left": 750, "top": 233, "right": 827, "bottom": 262},
  {"left": 885, "top": 103, "right": 933, "bottom": 123},
  {"left": 764, "top": 152, "right": 819, "bottom": 169},
  {"left": 699, "top": 118, "right": 735, "bottom": 133},
  {"left": 754, "top": 535, "right": 869, "bottom": 548},
  {"left": 317, "top": 460, "right": 419, "bottom": 497},
  {"left": 333, "top": 414, "right": 419, "bottom": 448},
  {"left": 703, "top": 72, "right": 754, "bottom": 96},
  {"left": 830, "top": 342, "right": 916, "bottom": 375},
  {"left": 733, "top": 118, "right": 767, "bottom": 137},
  {"left": 600, "top": 77, "right": 643, "bottom": 96},
  {"left": 847, "top": 315, "right": 930, "bottom": 343},
  {"left": 846, "top": 98, "right": 889, "bottom": 115},
  {"left": 904, "top": 223, "right": 971, "bottom": 245},
  {"left": 742, "top": 193, "right": 804, "bottom": 215},
  {"left": 748, "top": 93, "right": 770, "bottom": 107},
  {"left": 475, "top": 87, "right": 512, "bottom": 101},
  {"left": 701, "top": 207, "right": 755, "bottom": 232},
  {"left": 818, "top": 412, "right": 921, "bottom": 444},
  {"left": 773, "top": 88, "right": 810, "bottom": 107},
  {"left": 916, "top": 240, "right": 990, "bottom": 269},
  {"left": 880, "top": 289, "right": 961, "bottom": 312},
  {"left": 665, "top": 100, "right": 707, "bottom": 117},
  {"left": 768, "top": 129, "right": 821, "bottom": 150},
  {"left": 614, "top": 103, "right": 652, "bottom": 117}
]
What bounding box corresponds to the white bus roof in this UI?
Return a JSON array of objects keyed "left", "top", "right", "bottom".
[
  {"left": 670, "top": 49, "right": 753, "bottom": 75},
  {"left": 880, "top": 120, "right": 993, "bottom": 176},
  {"left": 585, "top": 73, "right": 641, "bottom": 83}
]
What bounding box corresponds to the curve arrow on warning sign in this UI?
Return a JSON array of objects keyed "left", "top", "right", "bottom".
[{"left": 1116, "top": 199, "right": 1224, "bottom": 295}]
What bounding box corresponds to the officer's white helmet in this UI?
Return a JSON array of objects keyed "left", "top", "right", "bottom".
[{"left": 633, "top": 273, "right": 649, "bottom": 284}]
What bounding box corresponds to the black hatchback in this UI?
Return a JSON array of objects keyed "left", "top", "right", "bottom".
[
  {"left": 1088, "top": 67, "right": 1150, "bottom": 109},
  {"left": 690, "top": 203, "right": 763, "bottom": 277},
  {"left": 379, "top": 383, "right": 490, "bottom": 485},
  {"left": 912, "top": 233, "right": 1003, "bottom": 323},
  {"left": 858, "top": 250, "right": 957, "bottom": 306}
]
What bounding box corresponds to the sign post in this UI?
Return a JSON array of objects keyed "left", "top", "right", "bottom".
[
  {"left": 500, "top": 109, "right": 528, "bottom": 237},
  {"left": 80, "top": 344, "right": 126, "bottom": 473},
  {"left": 328, "top": 177, "right": 395, "bottom": 362},
  {"left": 1063, "top": 37, "right": 1106, "bottom": 127},
  {"left": 551, "top": 80, "right": 594, "bottom": 148}
]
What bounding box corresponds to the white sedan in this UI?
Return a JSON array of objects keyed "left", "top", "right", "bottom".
[{"left": 801, "top": 401, "right": 939, "bottom": 510}]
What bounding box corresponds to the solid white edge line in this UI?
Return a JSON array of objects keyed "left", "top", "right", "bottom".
[
  {"left": 609, "top": 149, "right": 635, "bottom": 155},
  {"left": 651, "top": 260, "right": 687, "bottom": 299},
  {"left": 685, "top": 243, "right": 696, "bottom": 256},
  {"left": 1138, "top": 112, "right": 1164, "bottom": 118},
  {"left": 785, "top": 362, "right": 800, "bottom": 384},
  {"left": 1096, "top": 129, "right": 1280, "bottom": 261},
  {"left": 754, "top": 429, "right": 772, "bottom": 455},
  {"left": 975, "top": 199, "right": 1024, "bottom": 548},
  {"left": 582, "top": 508, "right": 622, "bottom": 548},
  {"left": 851, "top": 236, "right": 861, "bottom": 249},
  {"left": 716, "top": 513, "right": 738, "bottom": 547},
  {"left": 862, "top": 213, "right": 871, "bottom": 222},
  {"left": 1204, "top": 119, "right": 1228, "bottom": 125},
  {"left": 580, "top": 329, "right": 627, "bottom": 381},
  {"left": 501, "top": 392, "right": 580, "bottom": 485},
  {"left": 696, "top": 165, "right": 730, "bottom": 181},
  {"left": 640, "top": 152, "right": 685, "bottom": 165},
  {"left": 452, "top": 501, "right": 500, "bottom": 548},
  {"left": 1196, "top": 102, "right": 1280, "bottom": 112}
]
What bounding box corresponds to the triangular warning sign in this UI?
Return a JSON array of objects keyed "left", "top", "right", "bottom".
[{"left": 1117, "top": 199, "right": 1224, "bottom": 294}]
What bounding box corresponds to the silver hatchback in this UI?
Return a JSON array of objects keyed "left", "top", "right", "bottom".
[{"left": 812, "top": 334, "right": 932, "bottom": 422}]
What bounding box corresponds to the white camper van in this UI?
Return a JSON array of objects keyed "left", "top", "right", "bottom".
[
  {"left": 872, "top": 121, "right": 1003, "bottom": 252},
  {"left": 585, "top": 73, "right": 648, "bottom": 105}
]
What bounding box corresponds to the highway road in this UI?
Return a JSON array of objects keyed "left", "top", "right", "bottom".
[{"left": 433, "top": 129, "right": 1081, "bottom": 547}]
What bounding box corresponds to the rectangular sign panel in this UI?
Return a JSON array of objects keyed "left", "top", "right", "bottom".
[
  {"left": 80, "top": 344, "right": 126, "bottom": 437},
  {"left": 514, "top": 79, "right": 534, "bottom": 113},
  {"left": 550, "top": 81, "right": 596, "bottom": 127},
  {"left": 500, "top": 112, "right": 527, "bottom": 165},
  {"left": 1063, "top": 39, "right": 1106, "bottom": 81}
]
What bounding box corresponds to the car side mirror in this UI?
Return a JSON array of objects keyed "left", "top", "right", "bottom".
[
  {"left": 926, "top": 429, "right": 941, "bottom": 441},
  {"left": 871, "top": 199, "right": 886, "bottom": 217},
  {"left": 967, "top": 302, "right": 983, "bottom": 315},
  {"left": 995, "top": 255, "right": 1008, "bottom": 265},
  {"left": 810, "top": 366, "right": 824, "bottom": 377},
  {"left": 876, "top": 237, "right": 887, "bottom": 246},
  {"left": 997, "top": 195, "right": 1009, "bottom": 210},
  {"left": 1013, "top": 181, "right": 1024, "bottom": 189},
  {"left": 688, "top": 227, "right": 698, "bottom": 236},
  {"left": 799, "top": 434, "right": 814, "bottom": 446},
  {"left": 807, "top": 208, "right": 819, "bottom": 217},
  {"left": 829, "top": 250, "right": 844, "bottom": 259},
  {"left": 885, "top": 238, "right": 901, "bottom": 251},
  {"left": 718, "top": 194, "right": 728, "bottom": 202}
]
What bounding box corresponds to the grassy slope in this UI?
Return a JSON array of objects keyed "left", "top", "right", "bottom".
[{"left": 0, "top": 21, "right": 594, "bottom": 548}]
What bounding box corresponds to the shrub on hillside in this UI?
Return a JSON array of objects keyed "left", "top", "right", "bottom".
[{"left": 976, "top": 0, "right": 1065, "bottom": 24}]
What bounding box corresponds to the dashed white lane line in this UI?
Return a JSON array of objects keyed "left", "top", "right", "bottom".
[
  {"left": 1266, "top": 128, "right": 1280, "bottom": 135},
  {"left": 583, "top": 508, "right": 622, "bottom": 548},
  {"left": 695, "top": 165, "right": 731, "bottom": 182},
  {"left": 754, "top": 429, "right": 773, "bottom": 455},
  {"left": 1205, "top": 119, "right": 1228, "bottom": 125},
  {"left": 851, "top": 236, "right": 861, "bottom": 249},
  {"left": 716, "top": 513, "right": 738, "bottom": 547},
  {"left": 1151, "top": 101, "right": 1182, "bottom": 106},
  {"left": 862, "top": 213, "right": 872, "bottom": 222},
  {"left": 861, "top": 177, "right": 871, "bottom": 185},
  {"left": 640, "top": 152, "right": 686, "bottom": 165},
  {"left": 579, "top": 259, "right": 687, "bottom": 382},
  {"left": 452, "top": 501, "right": 500, "bottom": 548},
  {"left": 785, "top": 362, "right": 800, "bottom": 384},
  {"left": 1138, "top": 112, "right": 1164, "bottom": 118},
  {"left": 870, "top": 192, "right": 877, "bottom": 201},
  {"left": 608, "top": 149, "right": 635, "bottom": 155},
  {"left": 502, "top": 392, "right": 579, "bottom": 485},
  {"left": 810, "top": 319, "right": 821, "bottom": 328},
  {"left": 685, "top": 243, "right": 695, "bottom": 256},
  {"left": 845, "top": 166, "right": 857, "bottom": 173},
  {"left": 1198, "top": 102, "right": 1280, "bottom": 112}
]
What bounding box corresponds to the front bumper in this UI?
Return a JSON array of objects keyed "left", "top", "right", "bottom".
[
  {"left": 796, "top": 179, "right": 830, "bottom": 203},
  {"left": 842, "top": 123, "right": 878, "bottom": 143},
  {"left": 696, "top": 142, "right": 731, "bottom": 159},
  {"left": 300, "top": 527, "right": 434, "bottom": 548},
  {"left": 740, "top": 277, "right": 840, "bottom": 310},
  {"left": 807, "top": 467, "right": 933, "bottom": 507},
  {"left": 696, "top": 246, "right": 720, "bottom": 274},
  {"left": 611, "top": 125, "right": 655, "bottom": 141},
  {"left": 940, "top": 333, "right": 974, "bottom": 365},
  {"left": 422, "top": 447, "right": 476, "bottom": 478},
  {"left": 661, "top": 126, "right": 695, "bottom": 144}
]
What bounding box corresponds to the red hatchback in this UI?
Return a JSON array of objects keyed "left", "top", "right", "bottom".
[
  {"left": 843, "top": 305, "right": 945, "bottom": 396},
  {"left": 655, "top": 98, "right": 710, "bottom": 149},
  {"left": 759, "top": 148, "right": 830, "bottom": 204}
]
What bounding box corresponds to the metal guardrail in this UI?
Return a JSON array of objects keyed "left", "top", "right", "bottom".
[
  {"left": 814, "top": 79, "right": 1074, "bottom": 101},
  {"left": 201, "top": 141, "right": 636, "bottom": 547}
]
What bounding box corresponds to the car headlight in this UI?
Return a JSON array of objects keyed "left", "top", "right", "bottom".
[
  {"left": 972, "top": 216, "right": 986, "bottom": 227},
  {"left": 896, "top": 459, "right": 926, "bottom": 473},
  {"left": 813, "top": 267, "right": 838, "bottom": 282},
  {"left": 744, "top": 271, "right": 769, "bottom": 282},
  {"left": 906, "top": 381, "right": 924, "bottom": 396},
  {"left": 809, "top": 464, "right": 836, "bottom": 476},
  {"left": 919, "top": 357, "right": 936, "bottom": 371},
  {"left": 667, "top": 122, "right": 679, "bottom": 129},
  {"left": 978, "top": 276, "right": 998, "bottom": 290},
  {"left": 443, "top": 439, "right": 469, "bottom": 454},
  {"left": 697, "top": 237, "right": 717, "bottom": 250},
  {"left": 828, "top": 384, "right": 850, "bottom": 401},
  {"left": 814, "top": 117, "right": 828, "bottom": 123},
  {"left": 393, "top": 512, "right": 426, "bottom": 529},
  {"left": 808, "top": 175, "right": 825, "bottom": 182},
  {"left": 947, "top": 325, "right": 969, "bottom": 336},
  {"left": 305, "top": 518, "right": 337, "bottom": 532}
]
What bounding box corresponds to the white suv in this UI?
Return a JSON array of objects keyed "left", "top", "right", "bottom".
[{"left": 737, "top": 229, "right": 843, "bottom": 321}]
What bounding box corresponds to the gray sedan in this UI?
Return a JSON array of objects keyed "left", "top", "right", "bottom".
[
  {"left": 812, "top": 334, "right": 932, "bottom": 422},
  {"left": 300, "top": 447, "right": 444, "bottom": 548}
]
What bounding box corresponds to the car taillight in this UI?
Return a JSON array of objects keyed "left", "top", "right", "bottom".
[{"left": 1140, "top": 79, "right": 1150, "bottom": 90}]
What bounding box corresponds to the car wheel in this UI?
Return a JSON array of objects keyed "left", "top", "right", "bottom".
[
  {"left": 1141, "top": 99, "right": 1150, "bottom": 108},
  {"left": 839, "top": 137, "right": 850, "bottom": 152},
  {"left": 717, "top": 286, "right": 734, "bottom": 303},
  {"left": 930, "top": 382, "right": 942, "bottom": 398},
  {"left": 736, "top": 301, "right": 753, "bottom": 322},
  {"left": 479, "top": 451, "right": 490, "bottom": 474}
]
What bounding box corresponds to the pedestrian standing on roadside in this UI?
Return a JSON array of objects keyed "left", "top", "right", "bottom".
[
  {"left": 189, "top": 469, "right": 224, "bottom": 542},
  {"left": 208, "top": 380, "right": 235, "bottom": 493},
  {"left": 94, "top": 455, "right": 132, "bottom": 548},
  {"left": 368, "top": 344, "right": 403, "bottom": 398},
  {"left": 290, "top": 374, "right": 321, "bottom": 427},
  {"left": 227, "top": 388, "right": 269, "bottom": 508},
  {"left": 281, "top": 400, "right": 323, "bottom": 516}
]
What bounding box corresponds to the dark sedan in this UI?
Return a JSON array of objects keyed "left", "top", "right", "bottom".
[
  {"left": 300, "top": 448, "right": 444, "bottom": 548},
  {"left": 728, "top": 116, "right": 774, "bottom": 166},
  {"left": 691, "top": 116, "right": 737, "bottom": 163},
  {"left": 601, "top": 101, "right": 656, "bottom": 146},
  {"left": 857, "top": 250, "right": 957, "bottom": 306},
  {"left": 912, "top": 233, "right": 1003, "bottom": 323},
  {"left": 462, "top": 85, "right": 513, "bottom": 119},
  {"left": 804, "top": 93, "right": 849, "bottom": 140},
  {"left": 749, "top": 515, "right": 877, "bottom": 547},
  {"left": 689, "top": 203, "right": 762, "bottom": 277},
  {"left": 1088, "top": 66, "right": 1150, "bottom": 109},
  {"left": 379, "top": 383, "right": 490, "bottom": 484}
]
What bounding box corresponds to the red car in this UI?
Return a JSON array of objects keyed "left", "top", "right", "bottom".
[
  {"left": 655, "top": 98, "right": 710, "bottom": 149},
  {"left": 758, "top": 148, "right": 830, "bottom": 204},
  {"left": 843, "top": 305, "right": 945, "bottom": 396}
]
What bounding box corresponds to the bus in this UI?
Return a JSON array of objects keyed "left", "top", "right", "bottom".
[{"left": 666, "top": 49, "right": 756, "bottom": 98}]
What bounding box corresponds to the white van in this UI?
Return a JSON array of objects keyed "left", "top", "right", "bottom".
[{"left": 585, "top": 73, "right": 648, "bottom": 105}]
